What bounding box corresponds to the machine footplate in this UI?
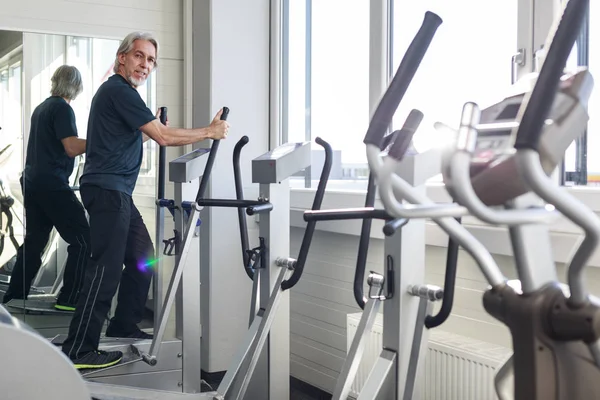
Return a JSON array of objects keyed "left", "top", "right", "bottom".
[{"left": 5, "top": 297, "right": 72, "bottom": 315}]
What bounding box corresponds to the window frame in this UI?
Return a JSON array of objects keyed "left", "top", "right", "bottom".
[{"left": 274, "top": 0, "right": 600, "bottom": 265}]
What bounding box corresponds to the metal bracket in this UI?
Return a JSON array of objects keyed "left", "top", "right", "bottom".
[
  {"left": 367, "top": 272, "right": 386, "bottom": 300},
  {"left": 511, "top": 48, "right": 526, "bottom": 84}
]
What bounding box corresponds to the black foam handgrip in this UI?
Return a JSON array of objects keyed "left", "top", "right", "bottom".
[
  {"left": 514, "top": 0, "right": 589, "bottom": 150},
  {"left": 363, "top": 11, "right": 442, "bottom": 147},
  {"left": 197, "top": 106, "right": 230, "bottom": 201},
  {"left": 157, "top": 106, "right": 167, "bottom": 199},
  {"left": 233, "top": 135, "right": 252, "bottom": 279},
  {"left": 221, "top": 107, "right": 230, "bottom": 121},
  {"left": 387, "top": 109, "right": 424, "bottom": 161},
  {"left": 383, "top": 218, "right": 409, "bottom": 236},
  {"left": 303, "top": 208, "right": 391, "bottom": 222}
]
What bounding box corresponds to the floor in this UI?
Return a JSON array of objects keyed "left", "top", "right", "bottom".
[{"left": 291, "top": 386, "right": 332, "bottom": 400}]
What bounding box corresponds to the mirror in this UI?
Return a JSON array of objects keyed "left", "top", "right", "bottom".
[{"left": 0, "top": 29, "right": 158, "bottom": 338}]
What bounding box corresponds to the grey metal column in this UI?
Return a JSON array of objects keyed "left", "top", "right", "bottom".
[
  {"left": 154, "top": 197, "right": 165, "bottom": 331},
  {"left": 244, "top": 180, "right": 291, "bottom": 399},
  {"left": 173, "top": 181, "right": 202, "bottom": 393},
  {"left": 383, "top": 184, "right": 426, "bottom": 399}
]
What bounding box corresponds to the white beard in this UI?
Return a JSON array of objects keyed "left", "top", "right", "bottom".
[{"left": 127, "top": 74, "right": 146, "bottom": 87}]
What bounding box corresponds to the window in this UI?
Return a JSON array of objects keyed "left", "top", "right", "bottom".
[
  {"left": 0, "top": 57, "right": 23, "bottom": 195},
  {"left": 282, "top": 0, "right": 519, "bottom": 190},
  {"left": 391, "top": 1, "right": 518, "bottom": 158},
  {"left": 280, "top": 0, "right": 593, "bottom": 193},
  {"left": 64, "top": 36, "right": 157, "bottom": 180},
  {"left": 283, "top": 0, "right": 371, "bottom": 189}
]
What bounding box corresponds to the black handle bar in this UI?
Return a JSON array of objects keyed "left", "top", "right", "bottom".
[
  {"left": 514, "top": 0, "right": 589, "bottom": 150},
  {"left": 424, "top": 217, "right": 461, "bottom": 329},
  {"left": 196, "top": 107, "right": 229, "bottom": 201},
  {"left": 194, "top": 199, "right": 269, "bottom": 208},
  {"left": 233, "top": 135, "right": 253, "bottom": 279},
  {"left": 281, "top": 137, "right": 333, "bottom": 291},
  {"left": 157, "top": 106, "right": 168, "bottom": 199},
  {"left": 363, "top": 11, "right": 442, "bottom": 147}
]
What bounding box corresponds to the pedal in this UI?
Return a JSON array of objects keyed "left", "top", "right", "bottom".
[{"left": 130, "top": 344, "right": 157, "bottom": 366}]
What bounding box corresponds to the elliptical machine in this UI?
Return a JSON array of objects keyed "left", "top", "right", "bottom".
[{"left": 365, "top": 0, "right": 600, "bottom": 398}]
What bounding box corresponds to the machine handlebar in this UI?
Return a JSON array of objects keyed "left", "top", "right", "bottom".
[
  {"left": 196, "top": 106, "right": 230, "bottom": 201},
  {"left": 233, "top": 135, "right": 253, "bottom": 279},
  {"left": 514, "top": 0, "right": 588, "bottom": 150},
  {"left": 157, "top": 106, "right": 168, "bottom": 199},
  {"left": 387, "top": 110, "right": 424, "bottom": 161},
  {"left": 363, "top": 11, "right": 441, "bottom": 147},
  {"left": 281, "top": 137, "right": 333, "bottom": 291},
  {"left": 424, "top": 218, "right": 461, "bottom": 329}
]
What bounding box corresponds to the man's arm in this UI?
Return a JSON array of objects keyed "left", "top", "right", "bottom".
[
  {"left": 61, "top": 137, "right": 86, "bottom": 158},
  {"left": 140, "top": 121, "right": 218, "bottom": 146},
  {"left": 140, "top": 109, "right": 229, "bottom": 146},
  {"left": 143, "top": 133, "right": 151, "bottom": 143}
]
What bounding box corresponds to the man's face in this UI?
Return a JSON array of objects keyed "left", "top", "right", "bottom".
[{"left": 118, "top": 39, "right": 156, "bottom": 88}]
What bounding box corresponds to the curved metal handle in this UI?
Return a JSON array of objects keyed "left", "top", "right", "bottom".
[
  {"left": 363, "top": 11, "right": 442, "bottom": 147},
  {"left": 281, "top": 137, "right": 333, "bottom": 291},
  {"left": 233, "top": 135, "right": 253, "bottom": 280},
  {"left": 513, "top": 0, "right": 588, "bottom": 150},
  {"left": 424, "top": 218, "right": 461, "bottom": 328},
  {"left": 197, "top": 106, "right": 230, "bottom": 201}
]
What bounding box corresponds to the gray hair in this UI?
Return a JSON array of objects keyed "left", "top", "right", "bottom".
[
  {"left": 113, "top": 32, "right": 159, "bottom": 74},
  {"left": 50, "top": 65, "right": 83, "bottom": 100}
]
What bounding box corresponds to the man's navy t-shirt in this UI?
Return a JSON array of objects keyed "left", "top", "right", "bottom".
[
  {"left": 23, "top": 96, "right": 78, "bottom": 191},
  {"left": 80, "top": 74, "right": 156, "bottom": 196}
]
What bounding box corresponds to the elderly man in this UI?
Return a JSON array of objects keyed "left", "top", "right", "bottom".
[{"left": 61, "top": 31, "right": 229, "bottom": 370}]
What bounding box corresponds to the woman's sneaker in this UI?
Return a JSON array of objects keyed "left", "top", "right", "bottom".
[{"left": 70, "top": 350, "right": 123, "bottom": 370}]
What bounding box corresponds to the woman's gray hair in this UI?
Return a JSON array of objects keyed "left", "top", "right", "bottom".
[
  {"left": 50, "top": 65, "right": 83, "bottom": 100},
  {"left": 113, "top": 32, "right": 159, "bottom": 74}
]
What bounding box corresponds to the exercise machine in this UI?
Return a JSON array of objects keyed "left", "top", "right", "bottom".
[
  {"left": 0, "top": 303, "right": 91, "bottom": 400},
  {"left": 365, "top": 0, "right": 600, "bottom": 399},
  {"left": 300, "top": 12, "right": 464, "bottom": 400},
  {"left": 84, "top": 108, "right": 334, "bottom": 399},
  {"left": 304, "top": 129, "right": 460, "bottom": 400}
]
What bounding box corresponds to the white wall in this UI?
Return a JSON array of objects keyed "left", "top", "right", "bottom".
[
  {"left": 288, "top": 223, "right": 600, "bottom": 393},
  {"left": 191, "top": 0, "right": 271, "bottom": 372},
  {"left": 0, "top": 0, "right": 183, "bottom": 120}
]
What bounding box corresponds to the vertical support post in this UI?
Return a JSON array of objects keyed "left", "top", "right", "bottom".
[
  {"left": 246, "top": 181, "right": 290, "bottom": 399},
  {"left": 507, "top": 196, "right": 557, "bottom": 294},
  {"left": 154, "top": 201, "right": 165, "bottom": 331},
  {"left": 174, "top": 182, "right": 202, "bottom": 393},
  {"left": 382, "top": 184, "right": 426, "bottom": 399}
]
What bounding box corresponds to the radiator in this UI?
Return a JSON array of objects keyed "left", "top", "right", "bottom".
[{"left": 346, "top": 313, "right": 512, "bottom": 400}]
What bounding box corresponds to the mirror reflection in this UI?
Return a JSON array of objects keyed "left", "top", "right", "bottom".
[{"left": 0, "top": 29, "right": 158, "bottom": 338}]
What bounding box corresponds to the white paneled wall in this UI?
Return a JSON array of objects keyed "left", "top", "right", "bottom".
[
  {"left": 0, "top": 0, "right": 183, "bottom": 128},
  {"left": 289, "top": 226, "right": 600, "bottom": 394}
]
